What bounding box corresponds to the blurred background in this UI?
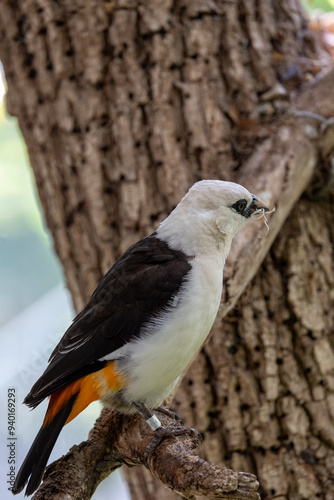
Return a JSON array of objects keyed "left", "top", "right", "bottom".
[
  {"left": 304, "top": 0, "right": 334, "bottom": 9},
  {"left": 0, "top": 1, "right": 333, "bottom": 498}
]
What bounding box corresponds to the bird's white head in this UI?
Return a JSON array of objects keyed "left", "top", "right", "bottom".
[{"left": 157, "top": 180, "right": 268, "bottom": 257}]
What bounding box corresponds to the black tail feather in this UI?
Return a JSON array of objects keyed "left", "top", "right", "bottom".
[{"left": 12, "top": 395, "right": 77, "bottom": 496}]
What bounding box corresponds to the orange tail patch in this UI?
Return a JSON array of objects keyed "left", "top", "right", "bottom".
[{"left": 43, "top": 361, "right": 124, "bottom": 427}]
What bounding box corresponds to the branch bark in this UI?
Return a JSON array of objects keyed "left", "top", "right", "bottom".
[
  {"left": 220, "top": 66, "right": 334, "bottom": 319},
  {"left": 32, "top": 66, "right": 334, "bottom": 500},
  {"left": 32, "top": 409, "right": 260, "bottom": 500}
]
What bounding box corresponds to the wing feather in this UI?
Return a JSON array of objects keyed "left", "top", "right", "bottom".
[{"left": 24, "top": 234, "right": 192, "bottom": 407}]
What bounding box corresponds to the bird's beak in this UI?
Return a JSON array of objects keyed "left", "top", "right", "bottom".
[{"left": 245, "top": 195, "right": 270, "bottom": 218}]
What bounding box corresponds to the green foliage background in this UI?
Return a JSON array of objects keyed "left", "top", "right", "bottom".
[{"left": 302, "top": 0, "right": 334, "bottom": 11}]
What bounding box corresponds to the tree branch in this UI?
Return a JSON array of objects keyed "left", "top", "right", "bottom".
[
  {"left": 220, "top": 65, "right": 334, "bottom": 319},
  {"left": 32, "top": 409, "right": 260, "bottom": 500}
]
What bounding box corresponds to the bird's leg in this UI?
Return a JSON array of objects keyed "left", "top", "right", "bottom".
[
  {"left": 133, "top": 402, "right": 202, "bottom": 462},
  {"left": 156, "top": 404, "right": 183, "bottom": 423},
  {"left": 133, "top": 402, "right": 162, "bottom": 430}
]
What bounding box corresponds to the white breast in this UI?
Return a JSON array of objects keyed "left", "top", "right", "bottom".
[{"left": 120, "top": 254, "right": 223, "bottom": 408}]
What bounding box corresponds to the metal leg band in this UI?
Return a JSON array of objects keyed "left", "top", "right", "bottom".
[{"left": 146, "top": 414, "right": 162, "bottom": 431}]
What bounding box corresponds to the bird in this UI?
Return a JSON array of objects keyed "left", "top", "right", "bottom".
[{"left": 12, "top": 179, "right": 268, "bottom": 496}]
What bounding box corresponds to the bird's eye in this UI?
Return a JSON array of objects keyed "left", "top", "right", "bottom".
[{"left": 232, "top": 199, "right": 248, "bottom": 214}]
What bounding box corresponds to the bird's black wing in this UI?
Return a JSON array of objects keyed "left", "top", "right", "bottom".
[{"left": 24, "top": 234, "right": 192, "bottom": 408}]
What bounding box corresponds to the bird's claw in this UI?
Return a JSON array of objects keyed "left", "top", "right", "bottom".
[
  {"left": 156, "top": 405, "right": 184, "bottom": 423},
  {"left": 144, "top": 424, "right": 203, "bottom": 463}
]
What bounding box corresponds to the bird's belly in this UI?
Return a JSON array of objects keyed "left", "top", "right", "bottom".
[{"left": 119, "top": 256, "right": 223, "bottom": 408}]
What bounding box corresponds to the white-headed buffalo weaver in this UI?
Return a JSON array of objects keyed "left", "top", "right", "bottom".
[{"left": 13, "top": 180, "right": 268, "bottom": 495}]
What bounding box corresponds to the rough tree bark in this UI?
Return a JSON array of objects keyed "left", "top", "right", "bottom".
[{"left": 1, "top": 1, "right": 334, "bottom": 499}]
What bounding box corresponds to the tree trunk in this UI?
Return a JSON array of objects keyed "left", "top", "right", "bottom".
[{"left": 1, "top": 1, "right": 334, "bottom": 499}]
